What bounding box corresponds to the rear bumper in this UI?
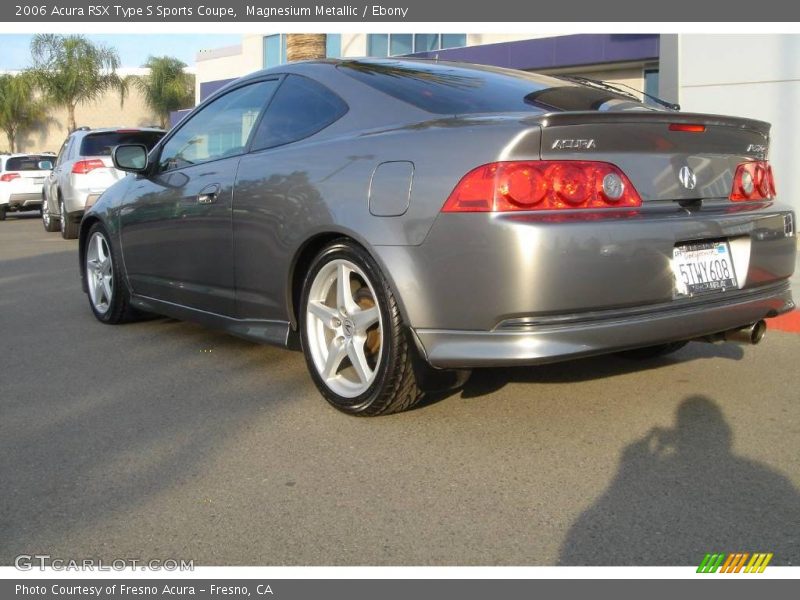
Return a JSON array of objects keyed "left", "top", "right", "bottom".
[
  {"left": 414, "top": 281, "right": 794, "bottom": 368},
  {"left": 4, "top": 193, "right": 42, "bottom": 208},
  {"left": 371, "top": 202, "right": 796, "bottom": 368}
]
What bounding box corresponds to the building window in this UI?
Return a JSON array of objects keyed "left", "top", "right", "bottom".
[
  {"left": 326, "top": 34, "right": 342, "bottom": 58},
  {"left": 264, "top": 34, "right": 284, "bottom": 68},
  {"left": 390, "top": 34, "right": 413, "bottom": 56},
  {"left": 644, "top": 68, "right": 660, "bottom": 105},
  {"left": 414, "top": 34, "right": 439, "bottom": 53},
  {"left": 366, "top": 33, "right": 467, "bottom": 57},
  {"left": 367, "top": 34, "right": 389, "bottom": 57},
  {"left": 441, "top": 34, "right": 467, "bottom": 49}
]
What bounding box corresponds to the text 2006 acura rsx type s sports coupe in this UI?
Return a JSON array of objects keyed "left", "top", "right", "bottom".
[{"left": 78, "top": 58, "right": 796, "bottom": 416}]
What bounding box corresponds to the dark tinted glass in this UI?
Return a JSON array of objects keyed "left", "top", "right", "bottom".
[
  {"left": 80, "top": 131, "right": 164, "bottom": 157},
  {"left": 158, "top": 81, "right": 277, "bottom": 171},
  {"left": 5, "top": 156, "right": 52, "bottom": 171},
  {"left": 251, "top": 75, "right": 348, "bottom": 151},
  {"left": 338, "top": 60, "right": 649, "bottom": 115}
]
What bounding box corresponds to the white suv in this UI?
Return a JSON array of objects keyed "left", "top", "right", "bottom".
[
  {"left": 0, "top": 154, "right": 53, "bottom": 221},
  {"left": 42, "top": 127, "right": 165, "bottom": 238}
]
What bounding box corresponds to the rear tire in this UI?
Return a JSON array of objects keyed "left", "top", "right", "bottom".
[
  {"left": 0, "top": 205, "right": 6, "bottom": 221},
  {"left": 42, "top": 198, "right": 59, "bottom": 232},
  {"left": 616, "top": 341, "right": 689, "bottom": 360},
  {"left": 60, "top": 197, "right": 79, "bottom": 239},
  {"left": 300, "top": 240, "right": 424, "bottom": 416},
  {"left": 84, "top": 222, "right": 139, "bottom": 324}
]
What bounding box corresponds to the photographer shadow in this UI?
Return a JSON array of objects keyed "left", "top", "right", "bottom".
[{"left": 558, "top": 395, "right": 800, "bottom": 565}]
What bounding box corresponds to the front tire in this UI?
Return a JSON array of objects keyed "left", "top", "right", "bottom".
[
  {"left": 300, "top": 240, "right": 423, "bottom": 416},
  {"left": 84, "top": 222, "right": 138, "bottom": 324}
]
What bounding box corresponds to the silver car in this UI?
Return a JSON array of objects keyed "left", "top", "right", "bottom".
[
  {"left": 79, "top": 59, "right": 796, "bottom": 416},
  {"left": 42, "top": 127, "right": 164, "bottom": 238},
  {"left": 0, "top": 153, "right": 52, "bottom": 220}
]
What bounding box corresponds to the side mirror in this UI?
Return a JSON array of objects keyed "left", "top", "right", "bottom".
[
  {"left": 112, "top": 144, "right": 149, "bottom": 173},
  {"left": 38, "top": 160, "right": 53, "bottom": 170}
]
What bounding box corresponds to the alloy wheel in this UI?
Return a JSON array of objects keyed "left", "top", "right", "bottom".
[
  {"left": 86, "top": 232, "right": 114, "bottom": 315},
  {"left": 305, "top": 259, "right": 383, "bottom": 398}
]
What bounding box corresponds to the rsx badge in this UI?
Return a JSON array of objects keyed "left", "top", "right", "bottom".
[{"left": 551, "top": 139, "right": 596, "bottom": 150}]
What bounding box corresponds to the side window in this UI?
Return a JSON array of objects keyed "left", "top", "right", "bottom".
[
  {"left": 251, "top": 75, "right": 348, "bottom": 151},
  {"left": 55, "top": 138, "right": 68, "bottom": 166},
  {"left": 158, "top": 80, "right": 278, "bottom": 172}
]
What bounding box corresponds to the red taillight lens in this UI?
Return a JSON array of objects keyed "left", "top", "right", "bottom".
[
  {"left": 730, "top": 160, "right": 776, "bottom": 201},
  {"left": 71, "top": 159, "right": 105, "bottom": 175},
  {"left": 442, "top": 161, "right": 642, "bottom": 212},
  {"left": 0, "top": 173, "right": 20, "bottom": 182},
  {"left": 669, "top": 123, "right": 706, "bottom": 133}
]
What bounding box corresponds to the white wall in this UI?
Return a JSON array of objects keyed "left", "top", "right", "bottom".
[{"left": 675, "top": 34, "right": 800, "bottom": 213}]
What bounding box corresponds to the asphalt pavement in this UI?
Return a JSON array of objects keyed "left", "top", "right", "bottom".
[{"left": 1, "top": 212, "right": 798, "bottom": 566}]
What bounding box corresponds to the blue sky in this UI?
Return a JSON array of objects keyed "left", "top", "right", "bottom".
[{"left": 0, "top": 34, "right": 243, "bottom": 70}]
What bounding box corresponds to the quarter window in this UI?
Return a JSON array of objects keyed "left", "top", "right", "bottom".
[
  {"left": 250, "top": 75, "right": 348, "bottom": 151},
  {"left": 158, "top": 81, "right": 278, "bottom": 172}
]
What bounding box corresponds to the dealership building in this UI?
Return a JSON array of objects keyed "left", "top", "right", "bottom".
[{"left": 190, "top": 33, "right": 799, "bottom": 214}]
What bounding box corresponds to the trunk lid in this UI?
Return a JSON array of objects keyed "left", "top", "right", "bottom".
[{"left": 537, "top": 112, "right": 770, "bottom": 202}]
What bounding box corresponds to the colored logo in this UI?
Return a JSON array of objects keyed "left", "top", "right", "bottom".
[{"left": 697, "top": 552, "right": 773, "bottom": 573}]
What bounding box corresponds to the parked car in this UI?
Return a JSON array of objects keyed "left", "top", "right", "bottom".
[
  {"left": 78, "top": 59, "right": 796, "bottom": 415},
  {"left": 0, "top": 153, "right": 53, "bottom": 220},
  {"left": 42, "top": 127, "right": 165, "bottom": 237}
]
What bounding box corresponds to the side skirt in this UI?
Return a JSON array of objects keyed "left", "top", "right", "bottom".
[{"left": 129, "top": 294, "right": 294, "bottom": 349}]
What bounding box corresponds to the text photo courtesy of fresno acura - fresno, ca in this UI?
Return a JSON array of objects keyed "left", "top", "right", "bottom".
[{"left": 73, "top": 58, "right": 796, "bottom": 416}]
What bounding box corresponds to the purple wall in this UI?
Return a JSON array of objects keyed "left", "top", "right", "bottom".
[
  {"left": 409, "top": 34, "right": 659, "bottom": 71},
  {"left": 169, "top": 108, "right": 192, "bottom": 129},
  {"left": 200, "top": 78, "right": 237, "bottom": 102}
]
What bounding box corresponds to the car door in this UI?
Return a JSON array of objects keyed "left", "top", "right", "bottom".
[
  {"left": 118, "top": 79, "right": 279, "bottom": 315},
  {"left": 232, "top": 74, "right": 350, "bottom": 321}
]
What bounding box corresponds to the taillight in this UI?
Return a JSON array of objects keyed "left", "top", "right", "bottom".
[
  {"left": 441, "top": 161, "right": 642, "bottom": 212},
  {"left": 0, "top": 173, "right": 20, "bottom": 182},
  {"left": 730, "top": 161, "right": 777, "bottom": 201},
  {"left": 72, "top": 159, "right": 105, "bottom": 175}
]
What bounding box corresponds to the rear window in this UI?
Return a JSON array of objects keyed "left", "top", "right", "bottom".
[
  {"left": 80, "top": 131, "right": 164, "bottom": 157},
  {"left": 338, "top": 60, "right": 651, "bottom": 115},
  {"left": 4, "top": 156, "right": 53, "bottom": 171}
]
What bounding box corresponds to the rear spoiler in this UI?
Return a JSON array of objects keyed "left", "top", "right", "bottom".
[{"left": 533, "top": 111, "right": 770, "bottom": 137}]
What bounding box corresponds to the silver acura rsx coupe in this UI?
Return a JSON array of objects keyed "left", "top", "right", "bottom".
[{"left": 79, "top": 58, "right": 796, "bottom": 416}]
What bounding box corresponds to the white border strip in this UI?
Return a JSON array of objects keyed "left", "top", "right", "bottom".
[
  {"left": 0, "top": 22, "right": 800, "bottom": 34},
  {"left": 1, "top": 566, "right": 799, "bottom": 579}
]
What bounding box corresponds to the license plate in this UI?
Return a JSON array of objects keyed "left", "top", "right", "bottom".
[
  {"left": 672, "top": 240, "right": 738, "bottom": 296},
  {"left": 26, "top": 177, "right": 44, "bottom": 184}
]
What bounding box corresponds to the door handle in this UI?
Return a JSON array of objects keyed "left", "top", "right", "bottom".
[{"left": 197, "top": 184, "right": 220, "bottom": 204}]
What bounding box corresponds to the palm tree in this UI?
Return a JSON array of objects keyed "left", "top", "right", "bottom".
[
  {"left": 29, "top": 34, "right": 126, "bottom": 133},
  {"left": 128, "top": 56, "right": 194, "bottom": 129},
  {"left": 0, "top": 73, "right": 46, "bottom": 152},
  {"left": 285, "top": 34, "right": 327, "bottom": 62}
]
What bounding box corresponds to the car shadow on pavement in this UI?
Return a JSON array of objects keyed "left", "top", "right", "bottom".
[
  {"left": 457, "top": 342, "right": 744, "bottom": 400},
  {"left": 557, "top": 394, "right": 800, "bottom": 565}
]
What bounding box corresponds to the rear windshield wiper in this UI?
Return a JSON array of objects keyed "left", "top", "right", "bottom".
[{"left": 558, "top": 75, "right": 680, "bottom": 111}]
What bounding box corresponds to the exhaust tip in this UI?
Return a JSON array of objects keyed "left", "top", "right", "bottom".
[{"left": 751, "top": 320, "right": 767, "bottom": 345}]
